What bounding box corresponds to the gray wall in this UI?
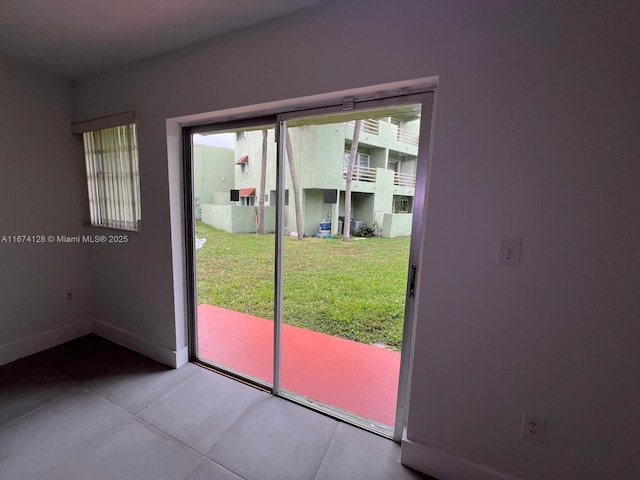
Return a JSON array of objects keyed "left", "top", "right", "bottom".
[
  {"left": 71, "top": 1, "right": 640, "bottom": 479},
  {"left": 0, "top": 54, "right": 92, "bottom": 363}
]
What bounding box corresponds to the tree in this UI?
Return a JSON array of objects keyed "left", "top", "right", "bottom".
[
  {"left": 342, "top": 119, "right": 362, "bottom": 242},
  {"left": 285, "top": 129, "right": 303, "bottom": 240},
  {"left": 256, "top": 129, "right": 268, "bottom": 234}
]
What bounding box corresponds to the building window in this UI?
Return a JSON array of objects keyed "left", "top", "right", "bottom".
[
  {"left": 241, "top": 196, "right": 255, "bottom": 206},
  {"left": 82, "top": 123, "right": 141, "bottom": 231},
  {"left": 264, "top": 194, "right": 270, "bottom": 205},
  {"left": 236, "top": 131, "right": 247, "bottom": 141},
  {"left": 236, "top": 155, "right": 249, "bottom": 174},
  {"left": 343, "top": 151, "right": 370, "bottom": 172}
]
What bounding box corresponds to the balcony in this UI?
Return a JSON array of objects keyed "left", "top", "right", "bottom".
[
  {"left": 397, "top": 128, "right": 419, "bottom": 146},
  {"left": 343, "top": 165, "right": 377, "bottom": 182},
  {"left": 346, "top": 118, "right": 419, "bottom": 147},
  {"left": 393, "top": 171, "right": 416, "bottom": 187},
  {"left": 345, "top": 118, "right": 379, "bottom": 135}
]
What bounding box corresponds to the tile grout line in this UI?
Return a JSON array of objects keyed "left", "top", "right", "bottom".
[
  {"left": 132, "top": 414, "right": 248, "bottom": 479},
  {"left": 0, "top": 383, "right": 83, "bottom": 433},
  {"left": 51, "top": 412, "right": 134, "bottom": 474},
  {"left": 132, "top": 366, "right": 208, "bottom": 416},
  {"left": 203, "top": 390, "right": 271, "bottom": 454},
  {"left": 311, "top": 421, "right": 341, "bottom": 480}
]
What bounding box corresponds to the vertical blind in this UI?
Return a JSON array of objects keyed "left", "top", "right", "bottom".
[{"left": 82, "top": 124, "right": 141, "bottom": 231}]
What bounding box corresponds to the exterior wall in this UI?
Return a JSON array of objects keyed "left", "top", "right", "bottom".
[
  {"left": 310, "top": 124, "right": 346, "bottom": 189},
  {"left": 373, "top": 168, "right": 395, "bottom": 216},
  {"left": 193, "top": 144, "right": 235, "bottom": 219},
  {"left": 201, "top": 204, "right": 232, "bottom": 232},
  {"left": 369, "top": 147, "right": 388, "bottom": 170},
  {"left": 382, "top": 213, "right": 413, "bottom": 238},
  {"left": 201, "top": 204, "right": 275, "bottom": 233},
  {"left": 303, "top": 189, "right": 325, "bottom": 235},
  {"left": 234, "top": 129, "right": 277, "bottom": 199}
]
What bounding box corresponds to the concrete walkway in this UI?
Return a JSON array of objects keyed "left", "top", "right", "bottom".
[{"left": 197, "top": 304, "right": 400, "bottom": 427}]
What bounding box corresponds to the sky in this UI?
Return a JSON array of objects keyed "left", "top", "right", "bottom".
[{"left": 193, "top": 133, "right": 235, "bottom": 149}]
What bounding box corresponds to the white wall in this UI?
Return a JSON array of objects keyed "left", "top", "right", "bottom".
[
  {"left": 73, "top": 1, "right": 640, "bottom": 478},
  {"left": 0, "top": 54, "right": 92, "bottom": 364}
]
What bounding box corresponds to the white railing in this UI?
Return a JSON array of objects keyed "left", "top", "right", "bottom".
[
  {"left": 394, "top": 172, "right": 416, "bottom": 187},
  {"left": 343, "top": 165, "right": 377, "bottom": 182},
  {"left": 345, "top": 119, "right": 379, "bottom": 135},
  {"left": 397, "top": 128, "right": 419, "bottom": 146}
]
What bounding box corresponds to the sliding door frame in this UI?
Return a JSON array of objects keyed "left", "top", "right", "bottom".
[
  {"left": 182, "top": 89, "right": 435, "bottom": 441},
  {"left": 276, "top": 91, "right": 434, "bottom": 440},
  {"left": 183, "top": 115, "right": 278, "bottom": 393}
]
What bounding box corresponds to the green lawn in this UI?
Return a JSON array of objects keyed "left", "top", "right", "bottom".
[{"left": 195, "top": 221, "right": 410, "bottom": 350}]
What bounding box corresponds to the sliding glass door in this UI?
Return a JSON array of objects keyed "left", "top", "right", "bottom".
[
  {"left": 186, "top": 92, "right": 433, "bottom": 439},
  {"left": 189, "top": 120, "right": 277, "bottom": 389},
  {"left": 278, "top": 100, "right": 425, "bottom": 436}
]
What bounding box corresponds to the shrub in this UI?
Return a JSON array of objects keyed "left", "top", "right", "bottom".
[{"left": 353, "top": 225, "right": 376, "bottom": 238}]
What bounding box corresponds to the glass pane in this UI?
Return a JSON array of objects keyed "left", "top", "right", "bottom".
[
  {"left": 193, "top": 126, "right": 276, "bottom": 387},
  {"left": 280, "top": 104, "right": 422, "bottom": 431}
]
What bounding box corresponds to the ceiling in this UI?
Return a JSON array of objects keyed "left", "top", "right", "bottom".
[{"left": 0, "top": 0, "right": 330, "bottom": 79}]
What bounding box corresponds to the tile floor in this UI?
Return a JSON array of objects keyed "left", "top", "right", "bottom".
[{"left": 0, "top": 335, "right": 431, "bottom": 480}]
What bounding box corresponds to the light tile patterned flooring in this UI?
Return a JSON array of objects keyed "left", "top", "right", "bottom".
[{"left": 0, "top": 335, "right": 431, "bottom": 480}]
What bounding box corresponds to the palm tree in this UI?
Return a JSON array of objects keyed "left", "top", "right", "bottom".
[
  {"left": 342, "top": 119, "right": 362, "bottom": 242},
  {"left": 256, "top": 129, "right": 268, "bottom": 234},
  {"left": 285, "top": 129, "right": 303, "bottom": 240}
]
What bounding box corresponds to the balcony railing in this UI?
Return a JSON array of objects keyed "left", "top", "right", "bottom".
[
  {"left": 394, "top": 171, "right": 416, "bottom": 187},
  {"left": 343, "top": 165, "right": 377, "bottom": 182},
  {"left": 397, "top": 128, "right": 419, "bottom": 146},
  {"left": 345, "top": 119, "right": 379, "bottom": 136}
]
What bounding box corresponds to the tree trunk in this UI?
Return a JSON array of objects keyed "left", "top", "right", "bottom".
[
  {"left": 285, "top": 129, "right": 303, "bottom": 240},
  {"left": 256, "top": 129, "right": 268, "bottom": 234},
  {"left": 342, "top": 119, "right": 362, "bottom": 242}
]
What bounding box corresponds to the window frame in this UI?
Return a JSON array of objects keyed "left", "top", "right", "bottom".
[
  {"left": 73, "top": 113, "right": 142, "bottom": 232},
  {"left": 241, "top": 196, "right": 256, "bottom": 207}
]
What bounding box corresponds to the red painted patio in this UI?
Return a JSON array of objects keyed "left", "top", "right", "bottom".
[{"left": 197, "top": 304, "right": 400, "bottom": 427}]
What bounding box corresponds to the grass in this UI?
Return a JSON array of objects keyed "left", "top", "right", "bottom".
[{"left": 195, "top": 221, "right": 410, "bottom": 350}]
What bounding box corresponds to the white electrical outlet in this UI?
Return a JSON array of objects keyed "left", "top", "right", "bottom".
[
  {"left": 497, "top": 236, "right": 521, "bottom": 266},
  {"left": 521, "top": 413, "right": 546, "bottom": 444}
]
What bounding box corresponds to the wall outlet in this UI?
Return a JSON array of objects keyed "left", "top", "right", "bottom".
[
  {"left": 521, "top": 413, "right": 546, "bottom": 444},
  {"left": 65, "top": 290, "right": 74, "bottom": 304}
]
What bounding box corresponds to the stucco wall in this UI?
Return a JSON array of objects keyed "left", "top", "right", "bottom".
[{"left": 382, "top": 213, "right": 413, "bottom": 239}]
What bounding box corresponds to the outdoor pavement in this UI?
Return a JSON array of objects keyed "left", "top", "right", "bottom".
[{"left": 197, "top": 304, "right": 401, "bottom": 427}]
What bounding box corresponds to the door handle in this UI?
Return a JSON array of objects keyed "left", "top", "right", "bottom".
[{"left": 409, "top": 265, "right": 416, "bottom": 298}]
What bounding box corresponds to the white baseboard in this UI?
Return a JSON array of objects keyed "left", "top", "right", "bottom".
[
  {"left": 0, "top": 320, "right": 92, "bottom": 366},
  {"left": 401, "top": 438, "right": 523, "bottom": 480},
  {"left": 175, "top": 345, "right": 189, "bottom": 367},
  {"left": 92, "top": 319, "right": 180, "bottom": 368}
]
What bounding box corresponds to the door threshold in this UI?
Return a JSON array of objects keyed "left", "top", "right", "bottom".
[
  {"left": 278, "top": 390, "right": 395, "bottom": 440},
  {"left": 193, "top": 359, "right": 272, "bottom": 394}
]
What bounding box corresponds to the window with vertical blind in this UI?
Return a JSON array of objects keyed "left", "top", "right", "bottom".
[{"left": 73, "top": 113, "right": 141, "bottom": 232}]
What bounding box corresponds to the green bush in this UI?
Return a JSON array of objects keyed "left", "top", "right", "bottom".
[{"left": 353, "top": 225, "right": 376, "bottom": 238}]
